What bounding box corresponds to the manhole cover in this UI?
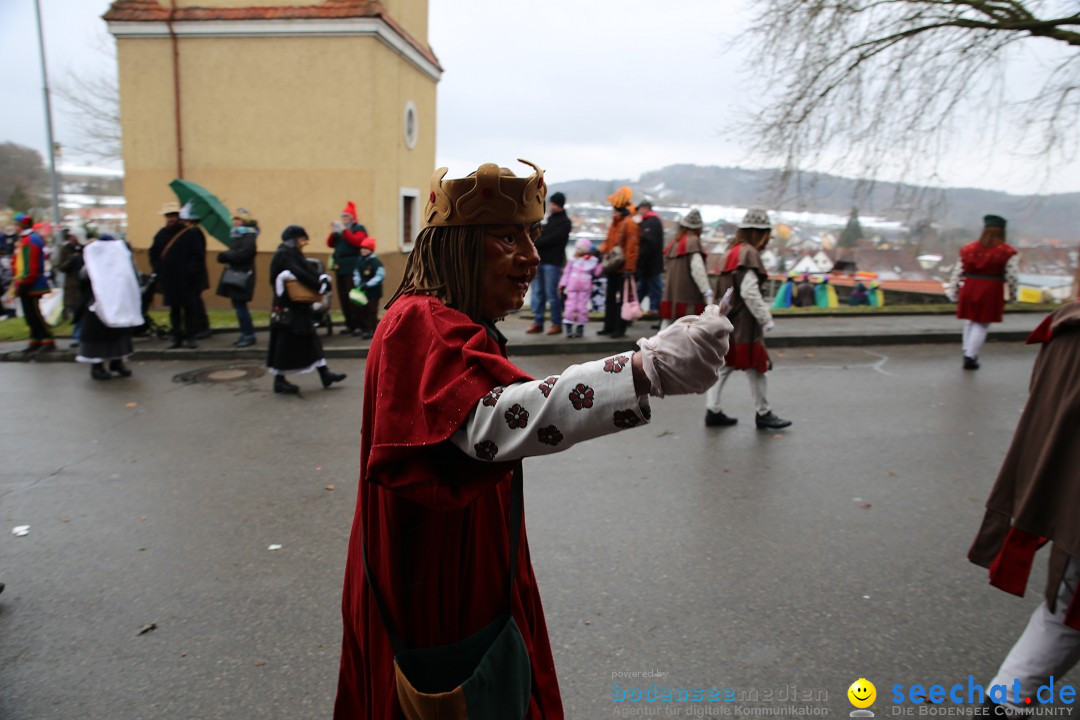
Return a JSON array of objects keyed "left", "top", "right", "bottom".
[{"left": 173, "top": 364, "right": 266, "bottom": 384}]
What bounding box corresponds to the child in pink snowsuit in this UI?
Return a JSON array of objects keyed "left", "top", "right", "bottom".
[{"left": 558, "top": 237, "right": 604, "bottom": 338}]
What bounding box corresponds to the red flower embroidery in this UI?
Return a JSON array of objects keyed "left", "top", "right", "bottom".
[
  {"left": 482, "top": 387, "right": 504, "bottom": 407},
  {"left": 474, "top": 440, "right": 498, "bottom": 461},
  {"left": 613, "top": 409, "right": 641, "bottom": 428},
  {"left": 604, "top": 355, "right": 630, "bottom": 373},
  {"left": 504, "top": 403, "right": 529, "bottom": 430},
  {"left": 569, "top": 383, "right": 595, "bottom": 410},
  {"left": 538, "top": 376, "right": 557, "bottom": 398},
  {"left": 537, "top": 425, "right": 563, "bottom": 446}
]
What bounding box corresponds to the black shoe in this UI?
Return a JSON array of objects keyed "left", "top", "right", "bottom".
[
  {"left": 650, "top": 322, "right": 662, "bottom": 330},
  {"left": 234, "top": 336, "right": 255, "bottom": 348},
  {"left": 318, "top": 367, "right": 347, "bottom": 388},
  {"left": 705, "top": 410, "right": 738, "bottom": 427},
  {"left": 167, "top": 339, "right": 183, "bottom": 349},
  {"left": 360, "top": 332, "right": 373, "bottom": 340},
  {"left": 194, "top": 330, "right": 212, "bottom": 340},
  {"left": 91, "top": 363, "right": 112, "bottom": 381},
  {"left": 597, "top": 329, "right": 610, "bottom": 335},
  {"left": 351, "top": 329, "right": 364, "bottom": 337},
  {"left": 184, "top": 340, "right": 198, "bottom": 349},
  {"left": 273, "top": 376, "right": 300, "bottom": 395},
  {"left": 963, "top": 356, "right": 980, "bottom": 370},
  {"left": 36, "top": 343, "right": 55, "bottom": 354},
  {"left": 109, "top": 359, "right": 132, "bottom": 377},
  {"left": 19, "top": 345, "right": 40, "bottom": 354},
  {"left": 755, "top": 411, "right": 792, "bottom": 430}
]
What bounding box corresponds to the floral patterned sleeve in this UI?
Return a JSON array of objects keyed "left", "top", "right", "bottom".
[
  {"left": 944, "top": 262, "right": 963, "bottom": 302},
  {"left": 1005, "top": 255, "right": 1020, "bottom": 301},
  {"left": 450, "top": 353, "right": 651, "bottom": 463}
]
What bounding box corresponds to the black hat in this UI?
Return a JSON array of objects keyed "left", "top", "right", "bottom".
[
  {"left": 983, "top": 215, "right": 1007, "bottom": 229},
  {"left": 281, "top": 225, "right": 308, "bottom": 241},
  {"left": 637, "top": 200, "right": 653, "bottom": 210},
  {"left": 549, "top": 191, "right": 566, "bottom": 207}
]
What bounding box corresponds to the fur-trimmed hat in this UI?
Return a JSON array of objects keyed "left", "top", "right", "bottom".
[
  {"left": 607, "top": 186, "right": 633, "bottom": 210},
  {"left": 983, "top": 214, "right": 1007, "bottom": 229},
  {"left": 342, "top": 201, "right": 358, "bottom": 221},
  {"left": 281, "top": 225, "right": 308, "bottom": 241},
  {"left": 425, "top": 159, "right": 546, "bottom": 227},
  {"left": 360, "top": 236, "right": 376, "bottom": 252},
  {"left": 738, "top": 207, "right": 772, "bottom": 230},
  {"left": 680, "top": 209, "right": 704, "bottom": 230}
]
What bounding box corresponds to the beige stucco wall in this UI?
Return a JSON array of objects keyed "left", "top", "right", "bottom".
[
  {"left": 380, "top": 0, "right": 428, "bottom": 45},
  {"left": 116, "top": 27, "right": 436, "bottom": 308}
]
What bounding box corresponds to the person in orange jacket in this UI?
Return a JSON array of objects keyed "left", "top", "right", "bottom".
[{"left": 597, "top": 186, "right": 640, "bottom": 339}]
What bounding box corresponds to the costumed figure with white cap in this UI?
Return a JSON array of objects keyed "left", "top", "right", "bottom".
[
  {"left": 266, "top": 225, "right": 346, "bottom": 395},
  {"left": 334, "top": 159, "right": 733, "bottom": 719},
  {"left": 660, "top": 209, "right": 713, "bottom": 328},
  {"left": 968, "top": 301, "right": 1080, "bottom": 710},
  {"left": 944, "top": 214, "right": 1019, "bottom": 370},
  {"left": 76, "top": 234, "right": 143, "bottom": 380},
  {"left": 705, "top": 208, "right": 792, "bottom": 430},
  {"left": 558, "top": 236, "right": 604, "bottom": 337}
]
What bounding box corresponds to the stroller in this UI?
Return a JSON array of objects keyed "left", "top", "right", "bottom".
[
  {"left": 305, "top": 258, "right": 335, "bottom": 337},
  {"left": 133, "top": 272, "right": 171, "bottom": 339}
]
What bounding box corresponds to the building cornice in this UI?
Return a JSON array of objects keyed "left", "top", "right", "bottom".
[{"left": 106, "top": 15, "right": 442, "bottom": 82}]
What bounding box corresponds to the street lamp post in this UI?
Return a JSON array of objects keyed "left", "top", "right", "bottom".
[{"left": 33, "top": 0, "right": 62, "bottom": 231}]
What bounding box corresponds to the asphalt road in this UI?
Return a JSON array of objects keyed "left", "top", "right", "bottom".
[{"left": 2, "top": 342, "right": 1075, "bottom": 719}]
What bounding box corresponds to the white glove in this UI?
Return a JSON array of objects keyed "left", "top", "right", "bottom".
[
  {"left": 636, "top": 305, "right": 733, "bottom": 398},
  {"left": 318, "top": 273, "right": 332, "bottom": 295},
  {"left": 763, "top": 319, "right": 775, "bottom": 333}
]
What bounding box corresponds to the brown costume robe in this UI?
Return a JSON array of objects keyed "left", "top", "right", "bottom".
[
  {"left": 969, "top": 301, "right": 1080, "bottom": 628},
  {"left": 713, "top": 242, "right": 769, "bottom": 373},
  {"left": 660, "top": 232, "right": 706, "bottom": 319}
]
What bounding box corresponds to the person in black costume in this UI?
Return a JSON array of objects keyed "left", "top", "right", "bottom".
[{"left": 266, "top": 225, "right": 347, "bottom": 394}]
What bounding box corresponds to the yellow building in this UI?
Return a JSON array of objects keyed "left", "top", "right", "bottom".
[{"left": 104, "top": 0, "right": 440, "bottom": 307}]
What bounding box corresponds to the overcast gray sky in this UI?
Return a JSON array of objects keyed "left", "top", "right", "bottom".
[{"left": 1, "top": 0, "right": 1077, "bottom": 195}]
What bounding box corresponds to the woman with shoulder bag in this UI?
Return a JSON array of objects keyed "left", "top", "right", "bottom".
[
  {"left": 217, "top": 209, "right": 259, "bottom": 347},
  {"left": 266, "top": 225, "right": 347, "bottom": 395},
  {"left": 596, "top": 186, "right": 640, "bottom": 338}
]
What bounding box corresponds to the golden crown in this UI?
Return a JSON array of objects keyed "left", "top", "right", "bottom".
[{"left": 425, "top": 159, "right": 546, "bottom": 227}]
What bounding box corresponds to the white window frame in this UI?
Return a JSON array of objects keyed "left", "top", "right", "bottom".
[{"left": 400, "top": 187, "right": 420, "bottom": 253}]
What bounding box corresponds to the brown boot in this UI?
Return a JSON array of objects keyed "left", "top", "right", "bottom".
[
  {"left": 546, "top": 326, "right": 562, "bottom": 335},
  {"left": 524, "top": 323, "right": 544, "bottom": 334}
]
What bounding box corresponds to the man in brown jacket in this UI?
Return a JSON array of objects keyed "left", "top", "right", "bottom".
[
  {"left": 597, "top": 186, "right": 640, "bottom": 339},
  {"left": 969, "top": 301, "right": 1080, "bottom": 709}
]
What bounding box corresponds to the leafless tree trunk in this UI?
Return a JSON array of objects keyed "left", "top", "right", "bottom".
[{"left": 737, "top": 1, "right": 1080, "bottom": 201}]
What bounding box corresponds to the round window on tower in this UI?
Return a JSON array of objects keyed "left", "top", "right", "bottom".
[{"left": 404, "top": 101, "right": 418, "bottom": 150}]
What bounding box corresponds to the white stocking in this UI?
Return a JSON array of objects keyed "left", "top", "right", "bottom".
[
  {"left": 966, "top": 321, "right": 989, "bottom": 359},
  {"left": 705, "top": 366, "right": 735, "bottom": 413}
]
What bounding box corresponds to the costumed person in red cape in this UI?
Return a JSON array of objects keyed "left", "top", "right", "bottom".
[
  {"left": 969, "top": 301, "right": 1080, "bottom": 710},
  {"left": 945, "top": 214, "right": 1019, "bottom": 370},
  {"left": 704, "top": 208, "right": 791, "bottom": 430},
  {"left": 334, "top": 160, "right": 733, "bottom": 719},
  {"left": 659, "top": 209, "right": 712, "bottom": 329}
]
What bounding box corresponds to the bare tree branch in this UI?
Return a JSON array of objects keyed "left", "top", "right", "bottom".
[{"left": 735, "top": 0, "right": 1080, "bottom": 204}]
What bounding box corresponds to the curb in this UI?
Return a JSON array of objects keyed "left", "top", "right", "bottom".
[{"left": 0, "top": 329, "right": 1032, "bottom": 363}]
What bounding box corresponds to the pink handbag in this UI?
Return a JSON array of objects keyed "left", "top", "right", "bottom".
[{"left": 621, "top": 277, "right": 643, "bottom": 322}]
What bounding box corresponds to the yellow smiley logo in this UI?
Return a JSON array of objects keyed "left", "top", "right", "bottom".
[{"left": 848, "top": 678, "right": 876, "bottom": 709}]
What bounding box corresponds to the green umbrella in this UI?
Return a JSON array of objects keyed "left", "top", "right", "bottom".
[{"left": 169, "top": 178, "right": 233, "bottom": 247}]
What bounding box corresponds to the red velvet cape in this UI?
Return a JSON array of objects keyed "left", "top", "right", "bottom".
[{"left": 334, "top": 294, "right": 565, "bottom": 719}]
